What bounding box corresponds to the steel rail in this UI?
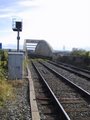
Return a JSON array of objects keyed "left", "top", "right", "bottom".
[
  {"left": 40, "top": 61, "right": 90, "bottom": 102},
  {"left": 48, "top": 61, "right": 90, "bottom": 80},
  {"left": 58, "top": 61, "right": 90, "bottom": 74},
  {"left": 31, "top": 61, "right": 71, "bottom": 120}
]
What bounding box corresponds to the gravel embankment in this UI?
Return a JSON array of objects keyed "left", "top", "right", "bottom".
[{"left": 0, "top": 79, "right": 31, "bottom": 120}]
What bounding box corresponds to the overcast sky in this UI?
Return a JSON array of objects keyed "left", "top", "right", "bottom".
[{"left": 0, "top": 0, "right": 90, "bottom": 51}]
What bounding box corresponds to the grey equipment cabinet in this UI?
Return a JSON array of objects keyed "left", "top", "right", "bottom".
[{"left": 8, "top": 52, "right": 24, "bottom": 80}]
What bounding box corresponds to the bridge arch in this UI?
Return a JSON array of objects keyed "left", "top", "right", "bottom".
[{"left": 35, "top": 40, "right": 53, "bottom": 57}]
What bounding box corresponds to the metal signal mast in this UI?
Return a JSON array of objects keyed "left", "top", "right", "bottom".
[{"left": 12, "top": 18, "right": 22, "bottom": 51}]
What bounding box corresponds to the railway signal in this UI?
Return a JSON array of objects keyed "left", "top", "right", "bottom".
[{"left": 12, "top": 18, "right": 22, "bottom": 51}]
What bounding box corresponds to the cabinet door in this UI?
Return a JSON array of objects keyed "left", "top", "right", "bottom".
[
  {"left": 8, "top": 54, "right": 23, "bottom": 79},
  {"left": 8, "top": 55, "right": 16, "bottom": 79},
  {"left": 15, "top": 55, "right": 22, "bottom": 79}
]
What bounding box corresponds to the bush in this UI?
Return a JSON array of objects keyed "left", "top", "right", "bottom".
[
  {"left": 0, "top": 50, "right": 14, "bottom": 107},
  {"left": 0, "top": 50, "right": 8, "bottom": 69}
]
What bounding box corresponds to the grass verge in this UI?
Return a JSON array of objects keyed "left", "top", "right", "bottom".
[{"left": 0, "top": 79, "right": 14, "bottom": 107}]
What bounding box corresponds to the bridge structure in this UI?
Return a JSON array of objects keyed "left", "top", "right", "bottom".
[{"left": 24, "top": 39, "right": 53, "bottom": 58}]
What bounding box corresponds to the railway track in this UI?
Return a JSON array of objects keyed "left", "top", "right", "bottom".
[
  {"left": 58, "top": 62, "right": 90, "bottom": 74},
  {"left": 48, "top": 61, "right": 90, "bottom": 80},
  {"left": 29, "top": 61, "right": 70, "bottom": 120},
  {"left": 30, "top": 59, "right": 90, "bottom": 120},
  {"left": 44, "top": 61, "right": 90, "bottom": 93}
]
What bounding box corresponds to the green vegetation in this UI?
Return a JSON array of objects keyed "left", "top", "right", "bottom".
[
  {"left": 71, "top": 48, "right": 90, "bottom": 57},
  {"left": 23, "top": 56, "right": 29, "bottom": 67},
  {"left": 56, "top": 48, "right": 90, "bottom": 70},
  {"left": 70, "top": 48, "right": 90, "bottom": 67},
  {"left": 0, "top": 50, "right": 8, "bottom": 79},
  {"left": 0, "top": 50, "right": 14, "bottom": 107},
  {"left": 0, "top": 80, "right": 13, "bottom": 107}
]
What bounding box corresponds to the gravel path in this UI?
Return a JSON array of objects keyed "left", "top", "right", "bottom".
[{"left": 0, "top": 79, "right": 31, "bottom": 120}]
